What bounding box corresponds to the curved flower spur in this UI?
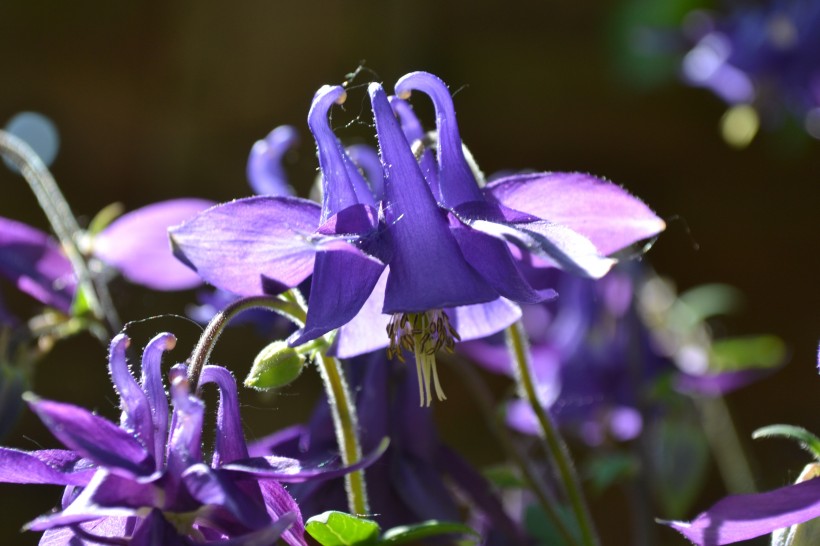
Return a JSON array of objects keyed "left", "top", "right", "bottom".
[{"left": 0, "top": 333, "right": 382, "bottom": 544}]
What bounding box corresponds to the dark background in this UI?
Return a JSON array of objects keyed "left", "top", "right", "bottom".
[{"left": 0, "top": 1, "right": 817, "bottom": 545}]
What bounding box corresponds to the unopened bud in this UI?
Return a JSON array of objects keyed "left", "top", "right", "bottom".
[{"left": 244, "top": 341, "right": 305, "bottom": 390}]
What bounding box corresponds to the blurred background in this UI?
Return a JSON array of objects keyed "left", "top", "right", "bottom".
[{"left": 0, "top": 1, "right": 817, "bottom": 544}]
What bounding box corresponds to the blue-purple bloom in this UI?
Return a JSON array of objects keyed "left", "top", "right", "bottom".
[
  {"left": 682, "top": 0, "right": 820, "bottom": 137},
  {"left": 169, "top": 72, "right": 664, "bottom": 404},
  {"left": 0, "top": 331, "right": 385, "bottom": 544}
]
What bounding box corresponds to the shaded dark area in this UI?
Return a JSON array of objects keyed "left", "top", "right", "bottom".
[{"left": 0, "top": 1, "right": 817, "bottom": 545}]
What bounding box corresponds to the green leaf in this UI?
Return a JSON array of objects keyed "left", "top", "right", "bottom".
[
  {"left": 482, "top": 464, "right": 526, "bottom": 489},
  {"left": 305, "top": 511, "right": 380, "bottom": 546},
  {"left": 678, "top": 283, "right": 744, "bottom": 323},
  {"left": 583, "top": 451, "right": 638, "bottom": 494},
  {"left": 709, "top": 335, "right": 786, "bottom": 372},
  {"left": 86, "top": 202, "right": 125, "bottom": 236},
  {"left": 753, "top": 425, "right": 820, "bottom": 462},
  {"left": 244, "top": 340, "right": 305, "bottom": 390},
  {"left": 70, "top": 284, "right": 94, "bottom": 318},
  {"left": 378, "top": 520, "right": 479, "bottom": 545}
]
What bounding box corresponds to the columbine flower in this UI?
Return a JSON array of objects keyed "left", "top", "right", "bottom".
[
  {"left": 252, "top": 351, "right": 524, "bottom": 542},
  {"left": 170, "top": 73, "right": 664, "bottom": 405},
  {"left": 0, "top": 332, "right": 380, "bottom": 544}
]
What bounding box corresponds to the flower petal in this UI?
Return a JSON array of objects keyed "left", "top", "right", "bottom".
[
  {"left": 169, "top": 196, "right": 321, "bottom": 295},
  {"left": 94, "top": 198, "right": 214, "bottom": 290},
  {"left": 247, "top": 125, "right": 298, "bottom": 197},
  {"left": 182, "top": 464, "right": 271, "bottom": 530},
  {"left": 198, "top": 366, "right": 248, "bottom": 466},
  {"left": 329, "top": 268, "right": 392, "bottom": 359},
  {"left": 485, "top": 172, "right": 665, "bottom": 256},
  {"left": 0, "top": 448, "right": 94, "bottom": 485},
  {"left": 0, "top": 216, "right": 75, "bottom": 312},
  {"left": 369, "top": 82, "right": 496, "bottom": 312},
  {"left": 666, "top": 477, "right": 820, "bottom": 545},
  {"left": 257, "top": 482, "right": 306, "bottom": 546},
  {"left": 446, "top": 297, "right": 523, "bottom": 342},
  {"left": 346, "top": 144, "right": 384, "bottom": 200},
  {"left": 139, "top": 333, "right": 176, "bottom": 467},
  {"left": 26, "top": 395, "right": 154, "bottom": 478}
]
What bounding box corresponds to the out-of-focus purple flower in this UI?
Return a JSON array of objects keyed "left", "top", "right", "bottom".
[
  {"left": 0, "top": 216, "right": 76, "bottom": 313},
  {"left": 0, "top": 331, "right": 391, "bottom": 544},
  {"left": 252, "top": 351, "right": 525, "bottom": 542},
  {"left": 682, "top": 0, "right": 820, "bottom": 137},
  {"left": 93, "top": 198, "right": 214, "bottom": 291},
  {"left": 247, "top": 125, "right": 299, "bottom": 196}
]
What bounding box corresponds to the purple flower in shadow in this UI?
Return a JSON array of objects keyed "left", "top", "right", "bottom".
[
  {"left": 251, "top": 351, "right": 526, "bottom": 543},
  {"left": 0, "top": 332, "right": 383, "bottom": 544}
]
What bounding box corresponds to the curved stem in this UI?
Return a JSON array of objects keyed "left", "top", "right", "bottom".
[
  {"left": 448, "top": 355, "right": 581, "bottom": 546},
  {"left": 315, "top": 352, "right": 368, "bottom": 515},
  {"left": 0, "top": 130, "right": 120, "bottom": 336},
  {"left": 506, "top": 322, "right": 600, "bottom": 546},
  {"left": 187, "top": 294, "right": 306, "bottom": 390}
]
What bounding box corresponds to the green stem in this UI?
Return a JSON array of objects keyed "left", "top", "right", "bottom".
[
  {"left": 0, "top": 129, "right": 120, "bottom": 336},
  {"left": 696, "top": 395, "right": 756, "bottom": 493},
  {"left": 187, "top": 295, "right": 306, "bottom": 390},
  {"left": 315, "top": 352, "right": 368, "bottom": 515},
  {"left": 448, "top": 355, "right": 581, "bottom": 546},
  {"left": 506, "top": 322, "right": 600, "bottom": 546}
]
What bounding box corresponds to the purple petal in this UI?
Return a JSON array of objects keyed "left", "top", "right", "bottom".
[
  {"left": 486, "top": 172, "right": 665, "bottom": 256},
  {"left": 247, "top": 125, "right": 298, "bottom": 197},
  {"left": 182, "top": 464, "right": 270, "bottom": 530},
  {"left": 0, "top": 216, "right": 75, "bottom": 312},
  {"left": 309, "top": 85, "right": 374, "bottom": 218},
  {"left": 0, "top": 448, "right": 94, "bottom": 485},
  {"left": 258, "top": 482, "right": 306, "bottom": 546},
  {"left": 666, "top": 476, "right": 820, "bottom": 545},
  {"left": 505, "top": 400, "right": 540, "bottom": 436},
  {"left": 222, "top": 437, "right": 388, "bottom": 483},
  {"left": 26, "top": 396, "right": 153, "bottom": 478},
  {"left": 369, "top": 82, "right": 496, "bottom": 312},
  {"left": 107, "top": 334, "right": 155, "bottom": 465},
  {"left": 446, "top": 298, "right": 523, "bottom": 342},
  {"left": 198, "top": 366, "right": 248, "bottom": 466},
  {"left": 40, "top": 517, "right": 131, "bottom": 546},
  {"left": 169, "top": 196, "right": 321, "bottom": 295},
  {"left": 330, "top": 268, "right": 392, "bottom": 359},
  {"left": 394, "top": 71, "right": 484, "bottom": 208},
  {"left": 129, "top": 510, "right": 187, "bottom": 546},
  {"left": 139, "top": 333, "right": 176, "bottom": 466},
  {"left": 346, "top": 144, "right": 384, "bottom": 200},
  {"left": 27, "top": 471, "right": 156, "bottom": 531},
  {"left": 94, "top": 199, "right": 214, "bottom": 290},
  {"left": 216, "top": 514, "right": 299, "bottom": 546},
  {"left": 675, "top": 369, "right": 772, "bottom": 396},
  {"left": 450, "top": 223, "right": 558, "bottom": 303},
  {"left": 166, "top": 365, "right": 205, "bottom": 475},
  {"left": 389, "top": 97, "right": 440, "bottom": 202}
]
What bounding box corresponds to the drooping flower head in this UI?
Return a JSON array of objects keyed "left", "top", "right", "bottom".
[
  {"left": 170, "top": 72, "right": 665, "bottom": 404},
  {"left": 0, "top": 332, "right": 378, "bottom": 544}
]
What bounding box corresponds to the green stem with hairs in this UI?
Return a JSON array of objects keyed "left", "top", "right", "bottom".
[
  {"left": 506, "top": 321, "right": 600, "bottom": 546},
  {"left": 0, "top": 129, "right": 120, "bottom": 335}
]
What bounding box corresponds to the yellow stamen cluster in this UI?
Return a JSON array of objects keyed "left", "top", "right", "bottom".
[{"left": 387, "top": 310, "right": 460, "bottom": 406}]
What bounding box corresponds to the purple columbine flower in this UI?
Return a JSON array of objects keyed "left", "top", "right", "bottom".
[
  {"left": 170, "top": 73, "right": 664, "bottom": 404},
  {"left": 246, "top": 125, "right": 299, "bottom": 197},
  {"left": 0, "top": 332, "right": 382, "bottom": 544},
  {"left": 252, "top": 351, "right": 525, "bottom": 542}
]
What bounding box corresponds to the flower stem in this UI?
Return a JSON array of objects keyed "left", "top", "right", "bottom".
[
  {"left": 187, "top": 294, "right": 306, "bottom": 390},
  {"left": 448, "top": 355, "right": 581, "bottom": 546},
  {"left": 696, "top": 395, "right": 756, "bottom": 493},
  {"left": 315, "top": 352, "right": 369, "bottom": 515},
  {"left": 0, "top": 129, "right": 120, "bottom": 335},
  {"left": 506, "top": 321, "right": 600, "bottom": 546}
]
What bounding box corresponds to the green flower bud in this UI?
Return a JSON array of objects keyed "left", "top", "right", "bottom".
[{"left": 244, "top": 340, "right": 305, "bottom": 390}]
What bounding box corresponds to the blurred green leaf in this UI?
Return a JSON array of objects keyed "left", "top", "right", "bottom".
[
  {"left": 677, "top": 283, "right": 744, "bottom": 323},
  {"left": 525, "top": 504, "right": 580, "bottom": 546},
  {"left": 710, "top": 335, "right": 786, "bottom": 371},
  {"left": 583, "top": 451, "right": 639, "bottom": 495},
  {"left": 482, "top": 464, "right": 526, "bottom": 489},
  {"left": 753, "top": 425, "right": 820, "bottom": 462},
  {"left": 379, "top": 521, "right": 479, "bottom": 545},
  {"left": 648, "top": 417, "right": 709, "bottom": 518},
  {"left": 305, "top": 511, "right": 379, "bottom": 546}
]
